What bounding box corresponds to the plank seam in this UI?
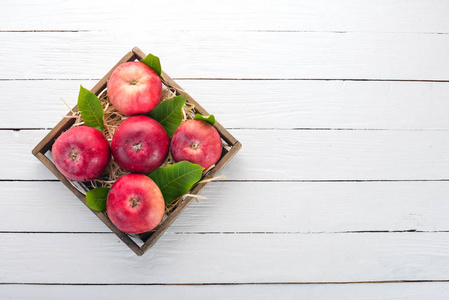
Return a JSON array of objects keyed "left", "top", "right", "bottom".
[
  {"left": 4, "top": 179, "right": 449, "bottom": 182},
  {"left": 7, "top": 128, "right": 449, "bottom": 132},
  {"left": 2, "top": 78, "right": 449, "bottom": 82},
  {"left": 1, "top": 280, "right": 449, "bottom": 285},
  {"left": 0, "top": 230, "right": 448, "bottom": 235},
  {"left": 0, "top": 30, "right": 89, "bottom": 32},
  {"left": 2, "top": 30, "right": 449, "bottom": 35}
]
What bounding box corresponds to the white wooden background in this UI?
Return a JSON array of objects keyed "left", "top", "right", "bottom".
[{"left": 2, "top": 0, "right": 449, "bottom": 298}]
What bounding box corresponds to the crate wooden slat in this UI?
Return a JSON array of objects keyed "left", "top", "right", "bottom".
[{"left": 32, "top": 47, "right": 241, "bottom": 255}]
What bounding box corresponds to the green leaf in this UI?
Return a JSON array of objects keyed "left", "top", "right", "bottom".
[
  {"left": 147, "top": 95, "right": 186, "bottom": 137},
  {"left": 86, "top": 187, "right": 110, "bottom": 212},
  {"left": 140, "top": 53, "right": 161, "bottom": 77},
  {"left": 77, "top": 85, "right": 104, "bottom": 131},
  {"left": 194, "top": 114, "right": 216, "bottom": 126},
  {"left": 148, "top": 161, "right": 204, "bottom": 204}
]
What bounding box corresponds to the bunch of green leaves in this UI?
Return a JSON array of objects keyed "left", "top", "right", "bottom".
[{"left": 86, "top": 161, "right": 204, "bottom": 211}]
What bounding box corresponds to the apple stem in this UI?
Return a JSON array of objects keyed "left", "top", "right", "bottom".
[
  {"left": 131, "top": 197, "right": 139, "bottom": 207},
  {"left": 132, "top": 143, "right": 142, "bottom": 151}
]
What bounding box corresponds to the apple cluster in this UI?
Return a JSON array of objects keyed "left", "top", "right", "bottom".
[{"left": 52, "top": 61, "right": 222, "bottom": 234}]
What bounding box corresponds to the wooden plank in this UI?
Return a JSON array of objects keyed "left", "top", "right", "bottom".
[
  {"left": 16, "top": 129, "right": 449, "bottom": 180},
  {"left": 0, "top": 181, "right": 108, "bottom": 232},
  {"left": 3, "top": 181, "right": 449, "bottom": 233},
  {"left": 1, "top": 31, "right": 449, "bottom": 80},
  {"left": 2, "top": 282, "right": 449, "bottom": 300},
  {"left": 1, "top": 0, "right": 449, "bottom": 33},
  {"left": 2, "top": 232, "right": 449, "bottom": 283},
  {"left": 5, "top": 79, "right": 449, "bottom": 130},
  {"left": 173, "top": 181, "right": 449, "bottom": 233},
  {"left": 224, "top": 129, "right": 449, "bottom": 180}
]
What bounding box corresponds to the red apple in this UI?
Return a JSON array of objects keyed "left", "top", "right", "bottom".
[
  {"left": 107, "top": 61, "right": 162, "bottom": 116},
  {"left": 171, "top": 119, "right": 222, "bottom": 169},
  {"left": 107, "top": 174, "right": 165, "bottom": 234},
  {"left": 111, "top": 115, "right": 169, "bottom": 173},
  {"left": 52, "top": 126, "right": 110, "bottom": 181}
]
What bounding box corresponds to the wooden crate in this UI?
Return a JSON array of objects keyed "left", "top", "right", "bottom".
[{"left": 32, "top": 47, "right": 242, "bottom": 256}]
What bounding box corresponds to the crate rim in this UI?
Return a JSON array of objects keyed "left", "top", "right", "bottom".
[{"left": 32, "top": 47, "right": 242, "bottom": 256}]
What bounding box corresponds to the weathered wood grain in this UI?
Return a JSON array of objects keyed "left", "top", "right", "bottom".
[
  {"left": 2, "top": 181, "right": 449, "bottom": 233},
  {"left": 2, "top": 282, "right": 449, "bottom": 300},
  {"left": 2, "top": 232, "right": 449, "bottom": 283},
  {"left": 4, "top": 80, "right": 449, "bottom": 130},
  {"left": 2, "top": 31, "right": 449, "bottom": 80},
  {"left": 18, "top": 129, "right": 449, "bottom": 181},
  {"left": 1, "top": 0, "right": 448, "bottom": 33},
  {"left": 2, "top": 0, "right": 448, "bottom": 294}
]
